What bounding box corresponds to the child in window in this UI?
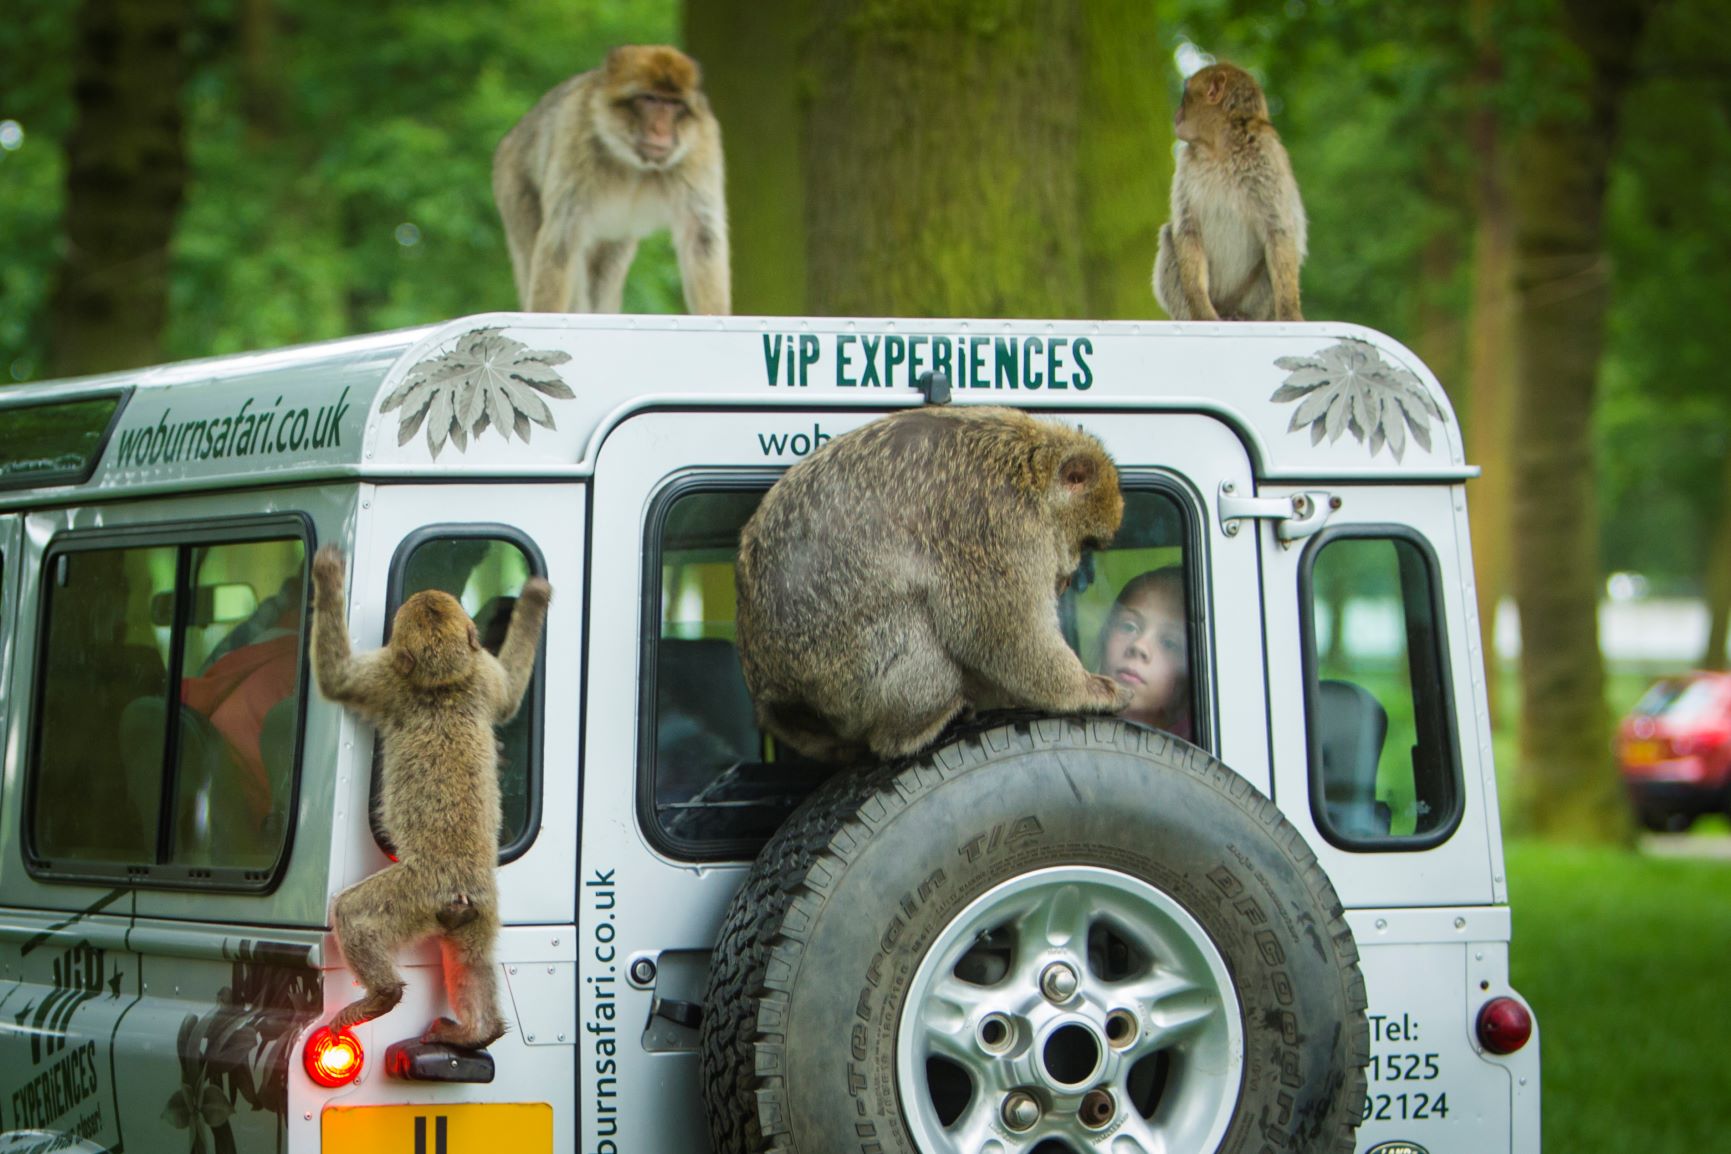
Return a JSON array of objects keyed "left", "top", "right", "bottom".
[{"left": 1097, "top": 566, "right": 1192, "bottom": 742}]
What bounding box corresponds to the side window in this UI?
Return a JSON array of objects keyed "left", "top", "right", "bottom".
[
  {"left": 1303, "top": 532, "right": 1461, "bottom": 847},
  {"left": 1062, "top": 488, "right": 1205, "bottom": 750},
  {"left": 29, "top": 530, "right": 307, "bottom": 883},
  {"left": 644, "top": 484, "right": 832, "bottom": 858},
  {"left": 387, "top": 532, "right": 542, "bottom": 858}
]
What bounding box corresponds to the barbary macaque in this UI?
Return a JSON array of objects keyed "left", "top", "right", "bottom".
[
  {"left": 311, "top": 546, "right": 551, "bottom": 1048},
  {"left": 735, "top": 406, "right": 1132, "bottom": 763},
  {"left": 493, "top": 44, "right": 730, "bottom": 315},
  {"left": 1153, "top": 62, "right": 1307, "bottom": 322}
]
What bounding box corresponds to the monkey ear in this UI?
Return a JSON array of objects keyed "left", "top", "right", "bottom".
[
  {"left": 393, "top": 649, "right": 416, "bottom": 677},
  {"left": 467, "top": 621, "right": 481, "bottom": 651},
  {"left": 1205, "top": 73, "right": 1227, "bottom": 105},
  {"left": 1059, "top": 454, "right": 1097, "bottom": 494}
]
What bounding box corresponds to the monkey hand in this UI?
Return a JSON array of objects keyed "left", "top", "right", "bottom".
[
  {"left": 519, "top": 576, "right": 552, "bottom": 608},
  {"left": 1088, "top": 673, "right": 1137, "bottom": 714},
  {"left": 312, "top": 544, "right": 347, "bottom": 608}
]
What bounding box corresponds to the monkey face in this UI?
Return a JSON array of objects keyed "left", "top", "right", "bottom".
[
  {"left": 601, "top": 45, "right": 702, "bottom": 170},
  {"left": 390, "top": 590, "right": 481, "bottom": 686}
]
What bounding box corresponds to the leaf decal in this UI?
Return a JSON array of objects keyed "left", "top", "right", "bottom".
[
  {"left": 389, "top": 327, "right": 577, "bottom": 456},
  {"left": 1269, "top": 338, "right": 1447, "bottom": 461}
]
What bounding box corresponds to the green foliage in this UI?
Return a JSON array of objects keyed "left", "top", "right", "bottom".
[
  {"left": 1507, "top": 841, "right": 1731, "bottom": 1153},
  {"left": 1597, "top": 0, "right": 1731, "bottom": 588},
  {"left": 4, "top": 0, "right": 682, "bottom": 380}
]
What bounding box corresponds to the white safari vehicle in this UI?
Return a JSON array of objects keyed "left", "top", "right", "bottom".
[{"left": 0, "top": 314, "right": 1538, "bottom": 1154}]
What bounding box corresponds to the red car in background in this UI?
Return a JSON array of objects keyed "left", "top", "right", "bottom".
[{"left": 1616, "top": 671, "right": 1731, "bottom": 831}]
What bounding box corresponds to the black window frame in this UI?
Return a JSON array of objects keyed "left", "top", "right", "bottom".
[
  {"left": 635, "top": 469, "right": 1215, "bottom": 863},
  {"left": 637, "top": 469, "right": 784, "bottom": 863},
  {"left": 0, "top": 389, "right": 132, "bottom": 492},
  {"left": 1297, "top": 524, "right": 1465, "bottom": 852},
  {"left": 1076, "top": 470, "right": 1214, "bottom": 756},
  {"left": 380, "top": 523, "right": 548, "bottom": 866},
  {"left": 24, "top": 514, "right": 314, "bottom": 891}
]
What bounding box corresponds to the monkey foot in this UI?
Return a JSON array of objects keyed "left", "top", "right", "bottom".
[
  {"left": 329, "top": 983, "right": 405, "bottom": 1030},
  {"left": 421, "top": 1015, "right": 507, "bottom": 1050},
  {"left": 435, "top": 895, "right": 479, "bottom": 931}
]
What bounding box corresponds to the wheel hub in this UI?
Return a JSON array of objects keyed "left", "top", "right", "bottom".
[{"left": 896, "top": 865, "right": 1244, "bottom": 1152}]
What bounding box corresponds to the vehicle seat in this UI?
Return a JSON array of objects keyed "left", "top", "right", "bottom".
[
  {"left": 656, "top": 638, "right": 761, "bottom": 801},
  {"left": 1316, "top": 678, "right": 1391, "bottom": 838}
]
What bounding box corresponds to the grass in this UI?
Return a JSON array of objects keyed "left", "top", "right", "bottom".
[{"left": 1506, "top": 840, "right": 1731, "bottom": 1153}]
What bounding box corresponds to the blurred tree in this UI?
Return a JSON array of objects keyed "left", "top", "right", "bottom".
[
  {"left": 1597, "top": 0, "right": 1731, "bottom": 668},
  {"left": 0, "top": 0, "right": 75, "bottom": 384},
  {"left": 45, "top": 0, "right": 191, "bottom": 377},
  {"left": 803, "top": 0, "right": 1084, "bottom": 317},
  {"left": 686, "top": 0, "right": 808, "bottom": 315},
  {"left": 1079, "top": 2, "right": 1173, "bottom": 319},
  {"left": 1464, "top": 0, "right": 1516, "bottom": 720},
  {"left": 1508, "top": 0, "right": 1656, "bottom": 841}
]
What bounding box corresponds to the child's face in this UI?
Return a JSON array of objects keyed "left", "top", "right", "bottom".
[{"left": 1101, "top": 588, "right": 1187, "bottom": 722}]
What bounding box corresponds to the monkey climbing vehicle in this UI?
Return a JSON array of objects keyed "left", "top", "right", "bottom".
[{"left": 0, "top": 314, "right": 1538, "bottom": 1154}]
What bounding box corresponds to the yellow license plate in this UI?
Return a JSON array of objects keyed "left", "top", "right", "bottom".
[
  {"left": 1624, "top": 740, "right": 1664, "bottom": 764},
  {"left": 323, "top": 1103, "right": 552, "bottom": 1152}
]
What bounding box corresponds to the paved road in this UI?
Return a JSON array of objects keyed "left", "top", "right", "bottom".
[{"left": 1639, "top": 833, "right": 1731, "bottom": 860}]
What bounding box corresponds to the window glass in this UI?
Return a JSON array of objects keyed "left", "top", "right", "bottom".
[
  {"left": 31, "top": 533, "right": 306, "bottom": 876},
  {"left": 645, "top": 484, "right": 1203, "bottom": 858},
  {"left": 390, "top": 535, "right": 538, "bottom": 852},
  {"left": 648, "top": 488, "right": 825, "bottom": 852},
  {"left": 1063, "top": 490, "right": 1201, "bottom": 747},
  {"left": 1305, "top": 535, "right": 1458, "bottom": 843}
]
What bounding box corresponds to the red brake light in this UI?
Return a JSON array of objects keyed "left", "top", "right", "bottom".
[
  {"left": 304, "top": 1025, "right": 365, "bottom": 1087},
  {"left": 1476, "top": 997, "right": 1533, "bottom": 1055}
]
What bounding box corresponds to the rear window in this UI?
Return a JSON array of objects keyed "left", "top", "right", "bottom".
[
  {"left": 1635, "top": 678, "right": 1726, "bottom": 725},
  {"left": 383, "top": 529, "right": 545, "bottom": 862},
  {"left": 640, "top": 478, "right": 1206, "bottom": 861},
  {"left": 1302, "top": 530, "right": 1461, "bottom": 849},
  {"left": 28, "top": 523, "right": 308, "bottom": 887}
]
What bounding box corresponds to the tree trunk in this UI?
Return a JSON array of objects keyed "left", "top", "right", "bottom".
[
  {"left": 1078, "top": 1, "right": 1171, "bottom": 320},
  {"left": 1464, "top": 0, "right": 1515, "bottom": 728},
  {"left": 46, "top": 0, "right": 192, "bottom": 378},
  {"left": 240, "top": 0, "right": 283, "bottom": 146},
  {"left": 1700, "top": 446, "right": 1731, "bottom": 670},
  {"left": 1509, "top": 0, "right": 1654, "bottom": 841},
  {"left": 804, "top": 0, "right": 1083, "bottom": 317},
  {"left": 685, "top": 0, "right": 808, "bottom": 315}
]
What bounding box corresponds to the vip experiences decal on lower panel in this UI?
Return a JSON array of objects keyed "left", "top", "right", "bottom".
[{"left": 0, "top": 935, "right": 135, "bottom": 1147}]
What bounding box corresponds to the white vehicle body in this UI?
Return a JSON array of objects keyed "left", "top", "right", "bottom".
[{"left": 0, "top": 314, "right": 1537, "bottom": 1153}]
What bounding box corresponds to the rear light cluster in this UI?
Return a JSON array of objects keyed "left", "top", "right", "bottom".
[
  {"left": 1475, "top": 997, "right": 1533, "bottom": 1055},
  {"left": 304, "top": 1026, "right": 365, "bottom": 1087}
]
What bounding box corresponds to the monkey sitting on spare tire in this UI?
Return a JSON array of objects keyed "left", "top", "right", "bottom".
[
  {"left": 735, "top": 405, "right": 1134, "bottom": 763},
  {"left": 705, "top": 405, "right": 1369, "bottom": 1154}
]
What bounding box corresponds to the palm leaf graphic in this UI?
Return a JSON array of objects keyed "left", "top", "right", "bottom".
[
  {"left": 1270, "top": 339, "right": 1445, "bottom": 462},
  {"left": 387, "top": 328, "right": 576, "bottom": 458}
]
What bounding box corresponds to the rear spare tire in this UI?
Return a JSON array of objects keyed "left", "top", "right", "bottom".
[{"left": 700, "top": 717, "right": 1368, "bottom": 1154}]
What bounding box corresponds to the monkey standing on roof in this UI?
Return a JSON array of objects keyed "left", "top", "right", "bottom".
[
  {"left": 736, "top": 406, "right": 1133, "bottom": 763},
  {"left": 311, "top": 545, "right": 550, "bottom": 1048},
  {"left": 492, "top": 44, "right": 730, "bottom": 315},
  {"left": 1154, "top": 62, "right": 1307, "bottom": 322}
]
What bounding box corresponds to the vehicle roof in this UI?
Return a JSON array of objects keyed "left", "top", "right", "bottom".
[{"left": 0, "top": 313, "right": 1469, "bottom": 507}]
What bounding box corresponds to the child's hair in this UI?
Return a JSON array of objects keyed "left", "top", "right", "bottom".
[{"left": 1113, "top": 565, "right": 1186, "bottom": 613}]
